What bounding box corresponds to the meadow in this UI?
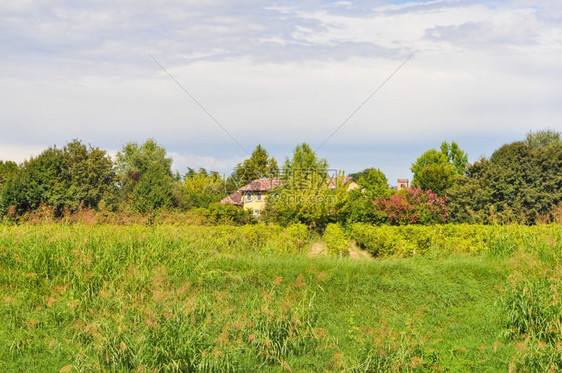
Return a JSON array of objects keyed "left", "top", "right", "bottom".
[{"left": 0, "top": 224, "right": 560, "bottom": 372}]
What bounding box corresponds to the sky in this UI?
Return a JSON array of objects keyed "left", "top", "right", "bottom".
[{"left": 1, "top": 0, "right": 561, "bottom": 185}]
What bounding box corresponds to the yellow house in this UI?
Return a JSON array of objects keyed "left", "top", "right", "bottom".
[
  {"left": 238, "top": 178, "right": 282, "bottom": 216},
  {"left": 220, "top": 177, "right": 358, "bottom": 216}
]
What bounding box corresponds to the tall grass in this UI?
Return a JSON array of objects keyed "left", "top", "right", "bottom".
[{"left": 0, "top": 224, "right": 560, "bottom": 371}]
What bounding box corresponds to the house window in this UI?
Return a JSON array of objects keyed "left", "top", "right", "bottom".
[
  {"left": 256, "top": 191, "right": 262, "bottom": 201},
  {"left": 246, "top": 192, "right": 252, "bottom": 202}
]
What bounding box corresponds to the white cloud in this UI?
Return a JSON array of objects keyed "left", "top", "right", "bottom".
[
  {"left": 169, "top": 152, "right": 244, "bottom": 175},
  {"left": 0, "top": 144, "right": 48, "bottom": 164},
  {"left": 0, "top": 0, "right": 560, "bottom": 181}
]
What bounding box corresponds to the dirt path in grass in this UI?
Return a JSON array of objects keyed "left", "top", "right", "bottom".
[
  {"left": 309, "top": 242, "right": 327, "bottom": 256},
  {"left": 348, "top": 242, "right": 373, "bottom": 260},
  {"left": 309, "top": 241, "right": 373, "bottom": 260}
]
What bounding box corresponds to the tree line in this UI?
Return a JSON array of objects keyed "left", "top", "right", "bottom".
[{"left": 0, "top": 129, "right": 560, "bottom": 226}]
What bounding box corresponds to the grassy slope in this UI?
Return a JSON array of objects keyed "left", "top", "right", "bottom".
[{"left": 0, "top": 225, "right": 554, "bottom": 372}]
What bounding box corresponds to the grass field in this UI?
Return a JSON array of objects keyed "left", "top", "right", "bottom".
[{"left": 0, "top": 224, "right": 560, "bottom": 372}]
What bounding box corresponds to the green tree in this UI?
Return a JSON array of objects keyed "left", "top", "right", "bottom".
[
  {"left": 0, "top": 140, "right": 115, "bottom": 216},
  {"left": 62, "top": 140, "right": 115, "bottom": 209},
  {"left": 411, "top": 149, "right": 449, "bottom": 175},
  {"left": 265, "top": 180, "right": 342, "bottom": 230},
  {"left": 226, "top": 145, "right": 278, "bottom": 192},
  {"left": 413, "top": 163, "right": 456, "bottom": 196},
  {"left": 411, "top": 149, "right": 455, "bottom": 195},
  {"left": 344, "top": 168, "right": 391, "bottom": 225},
  {"left": 447, "top": 132, "right": 562, "bottom": 224},
  {"left": 130, "top": 163, "right": 174, "bottom": 213},
  {"left": 180, "top": 168, "right": 226, "bottom": 209},
  {"left": 411, "top": 142, "right": 468, "bottom": 195},
  {"left": 446, "top": 158, "right": 490, "bottom": 223},
  {"left": 0, "top": 170, "right": 26, "bottom": 216},
  {"left": 115, "top": 139, "right": 175, "bottom": 212},
  {"left": 525, "top": 128, "right": 561, "bottom": 149},
  {"left": 356, "top": 168, "right": 391, "bottom": 199},
  {"left": 440, "top": 141, "right": 468, "bottom": 175},
  {"left": 282, "top": 143, "right": 328, "bottom": 189},
  {"left": 0, "top": 161, "right": 18, "bottom": 186}
]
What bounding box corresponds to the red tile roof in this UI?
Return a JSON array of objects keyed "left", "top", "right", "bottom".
[
  {"left": 327, "top": 176, "right": 354, "bottom": 190},
  {"left": 238, "top": 178, "right": 283, "bottom": 192},
  {"left": 220, "top": 177, "right": 356, "bottom": 205},
  {"left": 219, "top": 190, "right": 242, "bottom": 206}
]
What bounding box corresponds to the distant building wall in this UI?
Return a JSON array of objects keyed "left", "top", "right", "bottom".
[
  {"left": 397, "top": 178, "right": 409, "bottom": 191},
  {"left": 242, "top": 191, "right": 268, "bottom": 211}
]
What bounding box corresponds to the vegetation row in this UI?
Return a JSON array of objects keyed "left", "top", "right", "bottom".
[{"left": 1, "top": 129, "right": 560, "bottom": 227}]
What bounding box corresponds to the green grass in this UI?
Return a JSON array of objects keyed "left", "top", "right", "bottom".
[{"left": 0, "top": 224, "right": 560, "bottom": 372}]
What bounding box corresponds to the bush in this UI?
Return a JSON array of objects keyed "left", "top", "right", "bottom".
[
  {"left": 351, "top": 224, "right": 417, "bottom": 257},
  {"left": 350, "top": 223, "right": 562, "bottom": 258},
  {"left": 375, "top": 187, "right": 449, "bottom": 225},
  {"left": 275, "top": 224, "right": 310, "bottom": 253},
  {"left": 323, "top": 224, "right": 349, "bottom": 256},
  {"left": 193, "top": 224, "right": 310, "bottom": 254},
  {"left": 202, "top": 203, "right": 253, "bottom": 225}
]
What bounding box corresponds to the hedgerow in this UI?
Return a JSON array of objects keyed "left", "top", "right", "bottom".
[
  {"left": 323, "top": 223, "right": 349, "bottom": 256},
  {"left": 350, "top": 223, "right": 562, "bottom": 258}
]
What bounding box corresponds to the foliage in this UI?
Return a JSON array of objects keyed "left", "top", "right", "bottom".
[
  {"left": 411, "top": 142, "right": 467, "bottom": 195},
  {"left": 116, "top": 139, "right": 172, "bottom": 190},
  {"left": 410, "top": 148, "right": 450, "bottom": 177},
  {"left": 412, "top": 163, "right": 456, "bottom": 197},
  {"left": 115, "top": 139, "right": 175, "bottom": 212},
  {"left": 227, "top": 145, "right": 278, "bottom": 190},
  {"left": 375, "top": 187, "right": 449, "bottom": 225},
  {"left": 345, "top": 189, "right": 387, "bottom": 225},
  {"left": 447, "top": 132, "right": 562, "bottom": 224},
  {"left": 525, "top": 128, "right": 561, "bottom": 149},
  {"left": 355, "top": 168, "right": 392, "bottom": 199},
  {"left": 277, "top": 223, "right": 310, "bottom": 253},
  {"left": 265, "top": 174, "right": 350, "bottom": 230},
  {"left": 282, "top": 143, "right": 328, "bottom": 185},
  {"left": 62, "top": 140, "right": 116, "bottom": 210},
  {"left": 130, "top": 163, "right": 174, "bottom": 213},
  {"left": 1, "top": 133, "right": 559, "bottom": 228},
  {"left": 0, "top": 161, "right": 18, "bottom": 186},
  {"left": 180, "top": 168, "right": 226, "bottom": 209},
  {"left": 265, "top": 145, "right": 354, "bottom": 230},
  {"left": 351, "top": 224, "right": 417, "bottom": 257},
  {"left": 323, "top": 223, "right": 349, "bottom": 256},
  {"left": 440, "top": 140, "right": 468, "bottom": 175},
  {"left": 202, "top": 203, "right": 253, "bottom": 225},
  {"left": 350, "top": 223, "right": 562, "bottom": 258},
  {"left": 0, "top": 140, "right": 114, "bottom": 216}
]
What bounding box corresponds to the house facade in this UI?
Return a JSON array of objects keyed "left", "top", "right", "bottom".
[
  {"left": 238, "top": 178, "right": 283, "bottom": 215},
  {"left": 220, "top": 177, "right": 358, "bottom": 216}
]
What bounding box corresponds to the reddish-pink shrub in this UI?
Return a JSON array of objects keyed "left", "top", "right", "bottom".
[{"left": 375, "top": 187, "right": 448, "bottom": 225}]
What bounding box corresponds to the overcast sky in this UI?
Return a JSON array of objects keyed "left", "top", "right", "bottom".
[{"left": 1, "top": 0, "right": 561, "bottom": 184}]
